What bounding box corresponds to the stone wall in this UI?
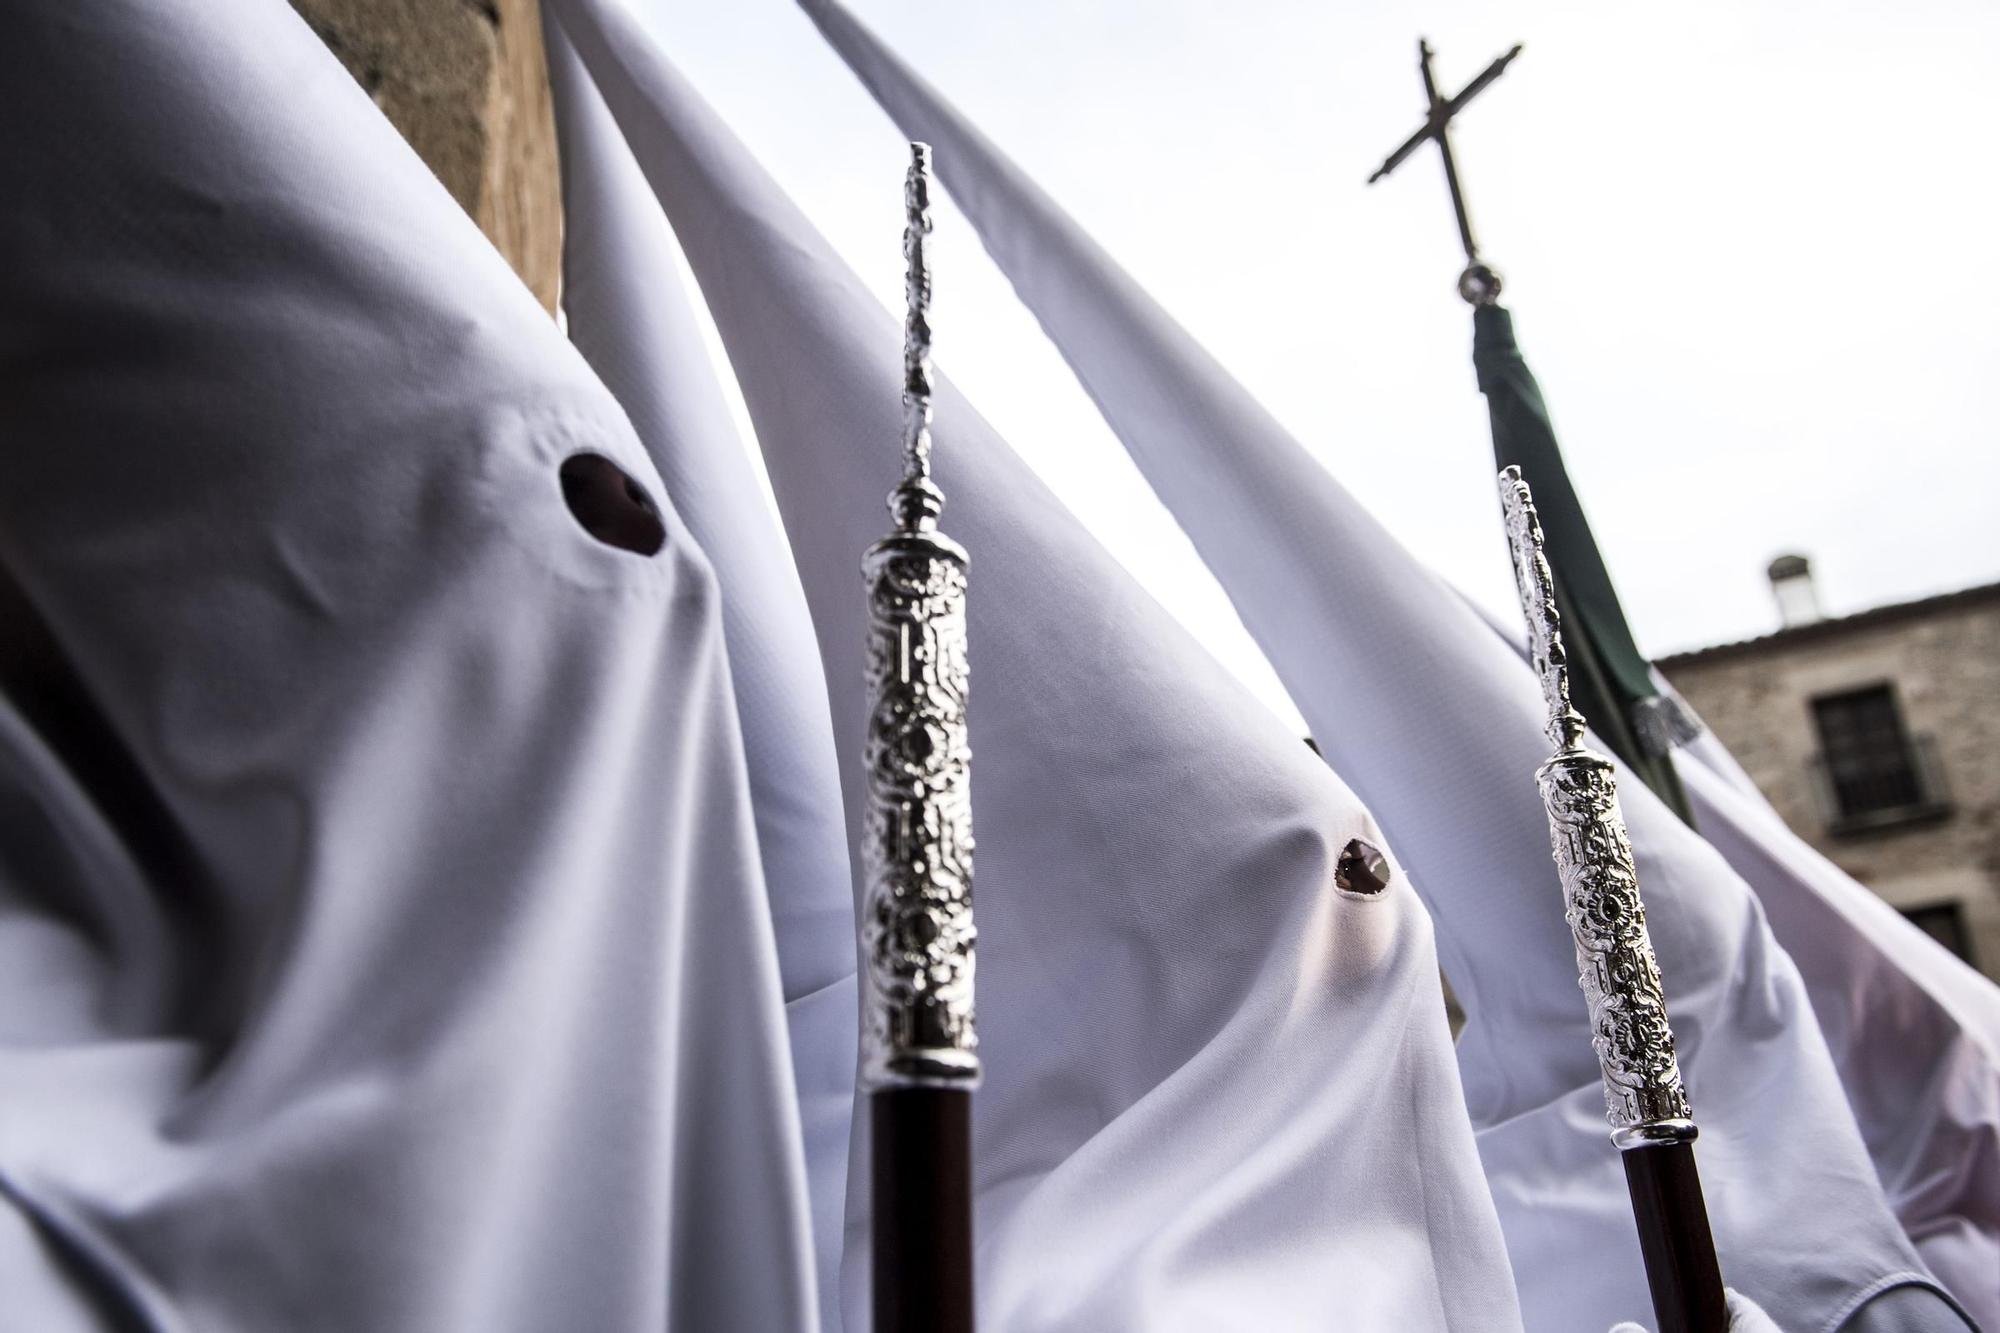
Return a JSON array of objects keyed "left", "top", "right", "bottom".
[
  {"left": 291, "top": 0, "right": 561, "bottom": 311},
  {"left": 1661, "top": 587, "right": 2000, "bottom": 979}
]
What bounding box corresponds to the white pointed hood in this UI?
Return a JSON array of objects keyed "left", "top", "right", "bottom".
[
  {"left": 792, "top": 3, "right": 1969, "bottom": 1329},
  {"left": 547, "top": 0, "right": 1526, "bottom": 1328},
  {"left": 0, "top": 1, "right": 815, "bottom": 1327},
  {"left": 544, "top": 21, "right": 857, "bottom": 1327}
]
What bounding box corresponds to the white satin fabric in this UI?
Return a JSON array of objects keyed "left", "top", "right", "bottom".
[
  {"left": 545, "top": 22, "right": 856, "bottom": 1328},
  {"left": 791, "top": 5, "right": 1974, "bottom": 1330},
  {"left": 0, "top": 1, "right": 817, "bottom": 1328},
  {"left": 547, "top": 0, "right": 1528, "bottom": 1328},
  {"left": 1675, "top": 743, "right": 2000, "bottom": 1327}
]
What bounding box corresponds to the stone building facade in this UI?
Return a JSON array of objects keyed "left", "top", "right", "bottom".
[
  {"left": 291, "top": 0, "right": 561, "bottom": 310},
  {"left": 1659, "top": 571, "right": 2000, "bottom": 981}
]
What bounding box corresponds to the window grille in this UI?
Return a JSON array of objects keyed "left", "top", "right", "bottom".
[{"left": 1806, "top": 684, "right": 1951, "bottom": 833}]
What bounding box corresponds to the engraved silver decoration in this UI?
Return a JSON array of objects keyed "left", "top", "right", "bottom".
[
  {"left": 859, "top": 143, "right": 978, "bottom": 1092},
  {"left": 1500, "top": 465, "right": 1693, "bottom": 1140}
]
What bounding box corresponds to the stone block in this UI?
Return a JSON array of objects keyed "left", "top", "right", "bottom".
[{"left": 291, "top": 0, "right": 560, "bottom": 311}]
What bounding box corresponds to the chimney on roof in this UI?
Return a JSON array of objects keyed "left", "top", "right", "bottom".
[{"left": 1767, "top": 553, "right": 1824, "bottom": 628}]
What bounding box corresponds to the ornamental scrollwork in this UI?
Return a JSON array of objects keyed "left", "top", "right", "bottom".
[
  {"left": 1540, "top": 754, "right": 1690, "bottom": 1127},
  {"left": 859, "top": 530, "right": 976, "bottom": 1090}
]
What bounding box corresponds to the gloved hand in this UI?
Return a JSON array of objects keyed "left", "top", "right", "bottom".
[{"left": 1610, "top": 1289, "right": 1783, "bottom": 1333}]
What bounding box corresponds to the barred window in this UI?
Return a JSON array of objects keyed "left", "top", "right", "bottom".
[{"left": 1809, "top": 684, "right": 1947, "bottom": 831}]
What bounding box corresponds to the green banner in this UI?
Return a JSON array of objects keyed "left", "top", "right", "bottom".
[{"left": 1475, "top": 303, "right": 1694, "bottom": 824}]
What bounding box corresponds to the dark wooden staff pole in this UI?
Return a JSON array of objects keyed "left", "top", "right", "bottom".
[
  {"left": 859, "top": 141, "right": 979, "bottom": 1333},
  {"left": 1623, "top": 1132, "right": 1728, "bottom": 1333},
  {"left": 872, "top": 1092, "right": 974, "bottom": 1332}
]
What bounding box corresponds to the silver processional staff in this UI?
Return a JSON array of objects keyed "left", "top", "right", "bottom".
[
  {"left": 861, "top": 141, "right": 978, "bottom": 1333},
  {"left": 1500, "top": 465, "right": 1727, "bottom": 1333}
]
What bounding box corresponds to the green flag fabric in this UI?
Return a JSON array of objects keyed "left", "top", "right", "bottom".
[{"left": 1473, "top": 303, "right": 1698, "bottom": 823}]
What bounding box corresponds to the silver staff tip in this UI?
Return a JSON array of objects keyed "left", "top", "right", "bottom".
[
  {"left": 905, "top": 143, "right": 934, "bottom": 232},
  {"left": 899, "top": 141, "right": 937, "bottom": 497},
  {"left": 1498, "top": 466, "right": 1586, "bottom": 751}
]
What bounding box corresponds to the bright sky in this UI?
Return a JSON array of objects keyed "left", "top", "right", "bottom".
[{"left": 636, "top": 0, "right": 2000, "bottom": 725}]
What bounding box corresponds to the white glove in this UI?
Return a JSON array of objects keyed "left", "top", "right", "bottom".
[{"left": 1610, "top": 1289, "right": 1784, "bottom": 1333}]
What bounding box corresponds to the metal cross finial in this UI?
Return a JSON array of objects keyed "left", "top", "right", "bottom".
[{"left": 1367, "top": 38, "right": 1522, "bottom": 304}]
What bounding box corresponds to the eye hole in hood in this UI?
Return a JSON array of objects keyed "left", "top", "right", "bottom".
[{"left": 560, "top": 453, "right": 666, "bottom": 556}]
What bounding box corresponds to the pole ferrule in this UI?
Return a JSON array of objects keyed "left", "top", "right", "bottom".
[{"left": 1613, "top": 1119, "right": 1700, "bottom": 1152}]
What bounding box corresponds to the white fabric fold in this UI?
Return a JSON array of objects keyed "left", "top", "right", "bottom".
[
  {"left": 545, "top": 21, "right": 856, "bottom": 1327},
  {"left": 1675, "top": 742, "right": 2000, "bottom": 1328},
  {"left": 546, "top": 0, "right": 1528, "bottom": 1327},
  {"left": 0, "top": 1, "right": 816, "bottom": 1327},
  {"left": 791, "top": 5, "right": 1971, "bottom": 1330}
]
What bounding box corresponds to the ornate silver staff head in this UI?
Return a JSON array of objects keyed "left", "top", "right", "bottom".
[
  {"left": 858, "top": 142, "right": 978, "bottom": 1092},
  {"left": 1500, "top": 466, "right": 1693, "bottom": 1148}
]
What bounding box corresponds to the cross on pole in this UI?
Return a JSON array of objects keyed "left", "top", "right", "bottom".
[{"left": 1367, "top": 38, "right": 1523, "bottom": 304}]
